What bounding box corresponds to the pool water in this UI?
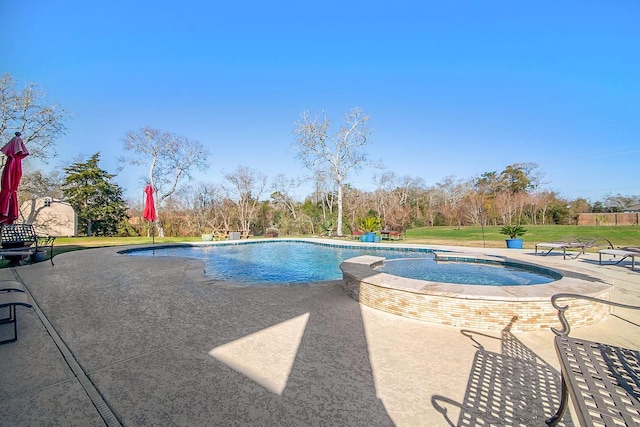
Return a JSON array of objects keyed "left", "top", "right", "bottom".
[
  {"left": 126, "top": 241, "right": 557, "bottom": 286},
  {"left": 377, "top": 258, "right": 556, "bottom": 286},
  {"left": 128, "top": 241, "right": 425, "bottom": 284}
]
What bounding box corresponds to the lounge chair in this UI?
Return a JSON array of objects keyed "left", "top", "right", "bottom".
[
  {"left": 0, "top": 280, "right": 26, "bottom": 293},
  {"left": 534, "top": 237, "right": 613, "bottom": 260},
  {"left": 0, "top": 291, "right": 32, "bottom": 344},
  {"left": 546, "top": 293, "right": 640, "bottom": 425},
  {"left": 0, "top": 279, "right": 27, "bottom": 325},
  {"left": 598, "top": 246, "right": 640, "bottom": 271}
]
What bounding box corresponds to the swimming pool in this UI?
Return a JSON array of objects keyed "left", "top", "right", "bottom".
[{"left": 125, "top": 241, "right": 556, "bottom": 286}]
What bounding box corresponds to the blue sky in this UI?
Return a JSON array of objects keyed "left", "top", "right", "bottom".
[{"left": 2, "top": 1, "right": 639, "bottom": 204}]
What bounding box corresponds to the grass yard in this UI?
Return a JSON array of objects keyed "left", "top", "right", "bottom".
[{"left": 405, "top": 225, "right": 640, "bottom": 249}]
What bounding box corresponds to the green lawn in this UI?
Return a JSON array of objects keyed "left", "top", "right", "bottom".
[{"left": 405, "top": 225, "right": 640, "bottom": 249}]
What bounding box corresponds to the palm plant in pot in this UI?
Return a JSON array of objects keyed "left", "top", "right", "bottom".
[
  {"left": 499, "top": 225, "right": 527, "bottom": 249},
  {"left": 358, "top": 216, "right": 381, "bottom": 242}
]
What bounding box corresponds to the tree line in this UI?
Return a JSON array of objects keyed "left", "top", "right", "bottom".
[{"left": 3, "top": 73, "right": 638, "bottom": 237}]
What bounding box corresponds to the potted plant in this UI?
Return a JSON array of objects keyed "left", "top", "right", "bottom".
[
  {"left": 358, "top": 216, "right": 381, "bottom": 242},
  {"left": 499, "top": 225, "right": 527, "bottom": 249},
  {"left": 322, "top": 219, "right": 335, "bottom": 237}
]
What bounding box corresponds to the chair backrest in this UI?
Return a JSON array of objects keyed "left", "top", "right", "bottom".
[{"left": 0, "top": 224, "right": 37, "bottom": 245}]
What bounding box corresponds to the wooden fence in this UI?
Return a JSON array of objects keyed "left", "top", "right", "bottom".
[{"left": 578, "top": 212, "right": 640, "bottom": 226}]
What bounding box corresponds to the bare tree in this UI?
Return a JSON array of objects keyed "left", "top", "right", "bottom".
[
  {"left": 312, "top": 169, "right": 337, "bottom": 223},
  {"left": 342, "top": 185, "right": 373, "bottom": 232},
  {"left": 293, "top": 108, "right": 374, "bottom": 236},
  {"left": 120, "top": 126, "right": 209, "bottom": 236},
  {"left": 436, "top": 176, "right": 469, "bottom": 227},
  {"left": 0, "top": 73, "right": 71, "bottom": 162},
  {"left": 224, "top": 166, "right": 268, "bottom": 236},
  {"left": 603, "top": 193, "right": 640, "bottom": 211},
  {"left": 175, "top": 181, "right": 224, "bottom": 235},
  {"left": 20, "top": 169, "right": 64, "bottom": 200},
  {"left": 270, "top": 173, "right": 302, "bottom": 220},
  {"left": 373, "top": 172, "right": 415, "bottom": 231}
]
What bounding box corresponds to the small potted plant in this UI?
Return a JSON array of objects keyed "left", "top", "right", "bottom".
[
  {"left": 499, "top": 225, "right": 527, "bottom": 249},
  {"left": 358, "top": 216, "right": 381, "bottom": 242},
  {"left": 322, "top": 219, "right": 335, "bottom": 237}
]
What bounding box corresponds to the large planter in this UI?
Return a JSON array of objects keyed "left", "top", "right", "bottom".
[
  {"left": 505, "top": 238, "right": 523, "bottom": 249},
  {"left": 360, "top": 232, "right": 376, "bottom": 242},
  {"left": 30, "top": 250, "right": 47, "bottom": 263}
]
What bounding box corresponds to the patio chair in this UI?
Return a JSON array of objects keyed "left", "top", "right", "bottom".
[
  {"left": 546, "top": 293, "right": 640, "bottom": 426},
  {"left": 534, "top": 237, "right": 614, "bottom": 260},
  {"left": 0, "top": 279, "right": 25, "bottom": 293},
  {"left": 0, "top": 279, "right": 26, "bottom": 323},
  {"left": 0, "top": 291, "right": 32, "bottom": 344},
  {"left": 598, "top": 246, "right": 640, "bottom": 271}
]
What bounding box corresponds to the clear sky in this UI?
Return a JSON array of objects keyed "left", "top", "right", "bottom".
[{"left": 2, "top": 1, "right": 639, "bottom": 204}]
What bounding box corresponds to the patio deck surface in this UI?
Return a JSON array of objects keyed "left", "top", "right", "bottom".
[{"left": 1, "top": 240, "right": 638, "bottom": 426}]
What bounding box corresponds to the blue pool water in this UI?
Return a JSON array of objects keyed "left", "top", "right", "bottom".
[
  {"left": 125, "top": 241, "right": 557, "bottom": 286},
  {"left": 378, "top": 258, "right": 556, "bottom": 286}
]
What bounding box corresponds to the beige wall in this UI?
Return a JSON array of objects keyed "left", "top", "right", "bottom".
[{"left": 19, "top": 198, "right": 77, "bottom": 236}]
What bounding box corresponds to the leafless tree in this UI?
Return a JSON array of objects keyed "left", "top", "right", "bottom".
[
  {"left": 224, "top": 166, "right": 268, "bottom": 236},
  {"left": 436, "top": 176, "right": 469, "bottom": 227},
  {"left": 603, "top": 193, "right": 639, "bottom": 210},
  {"left": 293, "top": 108, "right": 375, "bottom": 236},
  {"left": 342, "top": 186, "right": 373, "bottom": 232},
  {"left": 312, "top": 169, "right": 337, "bottom": 222},
  {"left": 0, "top": 73, "right": 71, "bottom": 162},
  {"left": 120, "top": 126, "right": 209, "bottom": 236},
  {"left": 373, "top": 172, "right": 416, "bottom": 231},
  {"left": 20, "top": 169, "right": 64, "bottom": 200},
  {"left": 270, "top": 173, "right": 302, "bottom": 220},
  {"left": 175, "top": 181, "right": 224, "bottom": 235},
  {"left": 464, "top": 190, "right": 486, "bottom": 225}
]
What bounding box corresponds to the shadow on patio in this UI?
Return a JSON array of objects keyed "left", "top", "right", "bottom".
[{"left": 431, "top": 319, "right": 574, "bottom": 426}]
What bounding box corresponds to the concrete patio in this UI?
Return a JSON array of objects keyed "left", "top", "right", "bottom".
[{"left": 1, "top": 242, "right": 638, "bottom": 426}]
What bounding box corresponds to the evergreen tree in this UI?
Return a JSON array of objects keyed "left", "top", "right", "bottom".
[{"left": 62, "top": 153, "right": 128, "bottom": 236}]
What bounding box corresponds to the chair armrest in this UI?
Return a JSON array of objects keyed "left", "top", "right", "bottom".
[
  {"left": 582, "top": 237, "right": 614, "bottom": 250},
  {"left": 36, "top": 235, "right": 56, "bottom": 249},
  {"left": 550, "top": 293, "right": 640, "bottom": 336}
]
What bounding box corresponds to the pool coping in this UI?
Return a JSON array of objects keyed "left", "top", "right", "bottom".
[{"left": 339, "top": 254, "right": 611, "bottom": 301}]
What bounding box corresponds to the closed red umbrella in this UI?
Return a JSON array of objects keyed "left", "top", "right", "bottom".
[
  {"left": 143, "top": 184, "right": 157, "bottom": 244},
  {"left": 143, "top": 184, "right": 157, "bottom": 222},
  {"left": 0, "top": 132, "right": 29, "bottom": 224}
]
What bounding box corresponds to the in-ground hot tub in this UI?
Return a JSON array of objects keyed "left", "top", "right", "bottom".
[{"left": 339, "top": 252, "right": 613, "bottom": 332}]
